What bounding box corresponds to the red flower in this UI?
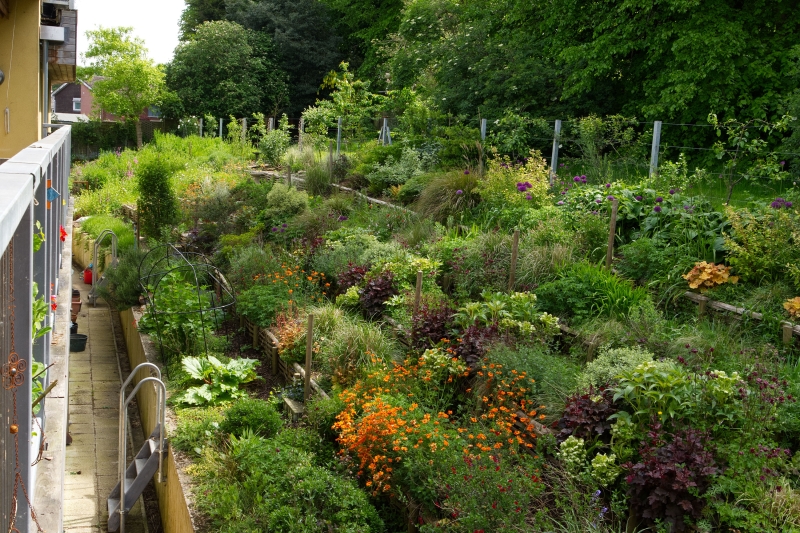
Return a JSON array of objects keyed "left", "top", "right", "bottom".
[
  {"left": 59, "top": 225, "right": 67, "bottom": 242},
  {"left": 50, "top": 295, "right": 57, "bottom": 311}
]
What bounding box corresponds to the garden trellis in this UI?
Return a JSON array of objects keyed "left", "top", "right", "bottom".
[{"left": 137, "top": 244, "right": 235, "bottom": 371}]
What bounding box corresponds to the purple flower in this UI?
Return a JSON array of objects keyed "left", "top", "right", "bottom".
[
  {"left": 456, "top": 189, "right": 463, "bottom": 195},
  {"left": 683, "top": 205, "right": 691, "bottom": 210},
  {"left": 580, "top": 175, "right": 587, "bottom": 183},
  {"left": 669, "top": 189, "right": 676, "bottom": 195},
  {"left": 595, "top": 199, "right": 602, "bottom": 204},
  {"left": 282, "top": 223, "right": 288, "bottom": 228},
  {"left": 635, "top": 195, "right": 643, "bottom": 201},
  {"left": 271, "top": 227, "right": 278, "bottom": 232},
  {"left": 573, "top": 176, "right": 581, "bottom": 182},
  {"left": 280, "top": 228, "right": 285, "bottom": 232},
  {"left": 557, "top": 201, "right": 565, "bottom": 205},
  {"left": 517, "top": 184, "right": 526, "bottom": 192},
  {"left": 781, "top": 161, "right": 786, "bottom": 166},
  {"left": 607, "top": 195, "right": 615, "bottom": 201},
  {"left": 788, "top": 201, "right": 793, "bottom": 207},
  {"left": 525, "top": 193, "right": 532, "bottom": 200},
  {"left": 605, "top": 183, "right": 611, "bottom": 188},
  {"left": 559, "top": 163, "right": 565, "bottom": 168},
  {"left": 524, "top": 181, "right": 532, "bottom": 188},
  {"left": 338, "top": 215, "right": 348, "bottom": 221},
  {"left": 464, "top": 170, "right": 470, "bottom": 175},
  {"left": 654, "top": 205, "right": 662, "bottom": 213},
  {"left": 655, "top": 196, "right": 663, "bottom": 203},
  {"left": 561, "top": 190, "right": 567, "bottom": 195}
]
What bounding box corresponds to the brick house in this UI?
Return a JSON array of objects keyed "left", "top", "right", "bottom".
[{"left": 51, "top": 79, "right": 162, "bottom": 123}]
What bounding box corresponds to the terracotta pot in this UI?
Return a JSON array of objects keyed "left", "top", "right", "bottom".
[{"left": 71, "top": 300, "right": 82, "bottom": 314}]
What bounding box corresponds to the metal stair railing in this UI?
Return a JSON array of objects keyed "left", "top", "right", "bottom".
[
  {"left": 88, "top": 229, "right": 118, "bottom": 306},
  {"left": 110, "top": 363, "right": 166, "bottom": 533}
]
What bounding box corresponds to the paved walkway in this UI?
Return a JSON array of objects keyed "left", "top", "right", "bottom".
[{"left": 63, "top": 271, "right": 146, "bottom": 533}]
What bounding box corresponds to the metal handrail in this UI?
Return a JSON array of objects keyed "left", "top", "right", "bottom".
[
  {"left": 89, "top": 229, "right": 117, "bottom": 306},
  {"left": 117, "top": 373, "right": 166, "bottom": 533}
]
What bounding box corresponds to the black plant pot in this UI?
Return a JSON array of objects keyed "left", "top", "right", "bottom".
[{"left": 70, "top": 322, "right": 78, "bottom": 335}]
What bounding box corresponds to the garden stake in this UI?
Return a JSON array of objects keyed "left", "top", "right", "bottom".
[
  {"left": 304, "top": 315, "right": 314, "bottom": 401},
  {"left": 218, "top": 117, "right": 223, "bottom": 138},
  {"left": 508, "top": 229, "right": 520, "bottom": 292},
  {"left": 605, "top": 198, "right": 619, "bottom": 270},
  {"left": 649, "top": 120, "right": 663, "bottom": 179},
  {"left": 287, "top": 165, "right": 292, "bottom": 187},
  {"left": 414, "top": 270, "right": 422, "bottom": 315},
  {"left": 336, "top": 117, "right": 342, "bottom": 156},
  {"left": 549, "top": 119, "right": 562, "bottom": 186}
]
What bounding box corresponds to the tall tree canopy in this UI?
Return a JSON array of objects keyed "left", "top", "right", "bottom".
[
  {"left": 166, "top": 20, "right": 289, "bottom": 118},
  {"left": 225, "top": 0, "right": 341, "bottom": 114},
  {"left": 179, "top": 0, "right": 227, "bottom": 38},
  {"left": 80, "top": 27, "right": 164, "bottom": 148}
]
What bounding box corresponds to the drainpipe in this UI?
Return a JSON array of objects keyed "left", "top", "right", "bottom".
[{"left": 42, "top": 40, "right": 48, "bottom": 138}]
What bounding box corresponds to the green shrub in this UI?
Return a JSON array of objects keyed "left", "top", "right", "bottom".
[
  {"left": 577, "top": 345, "right": 654, "bottom": 391},
  {"left": 415, "top": 170, "right": 481, "bottom": 223},
  {"left": 236, "top": 283, "right": 290, "bottom": 327},
  {"left": 725, "top": 206, "right": 799, "bottom": 283},
  {"left": 219, "top": 398, "right": 283, "bottom": 438},
  {"left": 79, "top": 215, "right": 135, "bottom": 251},
  {"left": 476, "top": 151, "right": 551, "bottom": 209},
  {"left": 304, "top": 395, "right": 346, "bottom": 443},
  {"left": 96, "top": 247, "right": 147, "bottom": 310},
  {"left": 267, "top": 183, "right": 308, "bottom": 219},
  {"left": 535, "top": 262, "right": 650, "bottom": 322},
  {"left": 366, "top": 146, "right": 425, "bottom": 195},
  {"left": 136, "top": 153, "right": 181, "bottom": 239},
  {"left": 259, "top": 114, "right": 292, "bottom": 167},
  {"left": 304, "top": 161, "right": 331, "bottom": 196},
  {"left": 227, "top": 245, "right": 278, "bottom": 291},
  {"left": 194, "top": 432, "right": 384, "bottom": 533},
  {"left": 171, "top": 406, "right": 224, "bottom": 455},
  {"left": 487, "top": 344, "right": 581, "bottom": 416},
  {"left": 319, "top": 317, "right": 401, "bottom": 385}
]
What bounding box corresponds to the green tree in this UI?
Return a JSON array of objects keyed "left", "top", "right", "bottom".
[
  {"left": 225, "top": 0, "right": 342, "bottom": 114},
  {"left": 136, "top": 153, "right": 180, "bottom": 240},
  {"left": 179, "top": 0, "right": 227, "bottom": 38},
  {"left": 80, "top": 27, "right": 165, "bottom": 149},
  {"left": 166, "top": 20, "right": 289, "bottom": 118}
]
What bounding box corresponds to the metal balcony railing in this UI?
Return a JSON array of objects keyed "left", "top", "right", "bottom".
[{"left": 0, "top": 126, "right": 71, "bottom": 530}]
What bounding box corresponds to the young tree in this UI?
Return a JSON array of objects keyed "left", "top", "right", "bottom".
[{"left": 80, "top": 27, "right": 164, "bottom": 149}]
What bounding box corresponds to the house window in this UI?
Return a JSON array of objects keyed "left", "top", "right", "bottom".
[
  {"left": 72, "top": 98, "right": 81, "bottom": 112},
  {"left": 147, "top": 106, "right": 161, "bottom": 118}
]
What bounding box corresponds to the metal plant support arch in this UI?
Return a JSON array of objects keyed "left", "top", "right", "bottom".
[{"left": 138, "top": 244, "right": 236, "bottom": 373}]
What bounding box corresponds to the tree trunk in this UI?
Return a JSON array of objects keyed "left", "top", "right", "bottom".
[{"left": 135, "top": 119, "right": 143, "bottom": 149}]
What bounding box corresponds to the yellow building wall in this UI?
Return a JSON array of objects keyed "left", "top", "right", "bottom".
[{"left": 0, "top": 0, "right": 42, "bottom": 159}]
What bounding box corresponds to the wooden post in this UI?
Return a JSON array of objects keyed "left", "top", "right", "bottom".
[
  {"left": 698, "top": 296, "right": 707, "bottom": 318},
  {"left": 271, "top": 345, "right": 278, "bottom": 376},
  {"left": 508, "top": 229, "right": 520, "bottom": 292},
  {"left": 304, "top": 315, "right": 314, "bottom": 401},
  {"left": 298, "top": 117, "right": 305, "bottom": 149},
  {"left": 414, "top": 270, "right": 423, "bottom": 315},
  {"left": 241, "top": 118, "right": 247, "bottom": 142},
  {"left": 605, "top": 198, "right": 619, "bottom": 270},
  {"left": 783, "top": 322, "right": 794, "bottom": 345},
  {"left": 287, "top": 165, "right": 292, "bottom": 187},
  {"left": 251, "top": 321, "right": 259, "bottom": 349}
]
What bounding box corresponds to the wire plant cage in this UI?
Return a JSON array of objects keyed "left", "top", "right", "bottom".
[{"left": 138, "top": 244, "right": 236, "bottom": 373}]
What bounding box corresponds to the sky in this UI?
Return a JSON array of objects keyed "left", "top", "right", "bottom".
[{"left": 75, "top": 0, "right": 185, "bottom": 66}]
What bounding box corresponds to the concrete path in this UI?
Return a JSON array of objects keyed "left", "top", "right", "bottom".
[{"left": 63, "top": 272, "right": 146, "bottom": 533}]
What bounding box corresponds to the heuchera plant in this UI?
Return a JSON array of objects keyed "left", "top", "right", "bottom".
[
  {"left": 358, "top": 271, "right": 398, "bottom": 319},
  {"left": 555, "top": 387, "right": 618, "bottom": 444},
  {"left": 411, "top": 302, "right": 455, "bottom": 350},
  {"left": 337, "top": 262, "right": 368, "bottom": 295},
  {"left": 623, "top": 422, "right": 718, "bottom": 532},
  {"left": 682, "top": 261, "right": 738, "bottom": 292}
]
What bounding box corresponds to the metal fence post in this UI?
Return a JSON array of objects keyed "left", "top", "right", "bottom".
[
  {"left": 550, "top": 119, "right": 562, "bottom": 186},
  {"left": 649, "top": 120, "right": 662, "bottom": 179},
  {"left": 219, "top": 118, "right": 223, "bottom": 138},
  {"left": 298, "top": 118, "right": 305, "bottom": 149},
  {"left": 268, "top": 117, "right": 274, "bottom": 132},
  {"left": 241, "top": 118, "right": 247, "bottom": 142},
  {"left": 336, "top": 117, "right": 342, "bottom": 156},
  {"left": 199, "top": 118, "right": 203, "bottom": 137},
  {"left": 480, "top": 118, "right": 487, "bottom": 141}
]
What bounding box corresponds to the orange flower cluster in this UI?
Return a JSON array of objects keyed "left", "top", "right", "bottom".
[
  {"left": 252, "top": 263, "right": 327, "bottom": 304},
  {"left": 272, "top": 311, "right": 307, "bottom": 355},
  {"left": 470, "top": 362, "right": 544, "bottom": 453},
  {"left": 333, "top": 357, "right": 543, "bottom": 499}
]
